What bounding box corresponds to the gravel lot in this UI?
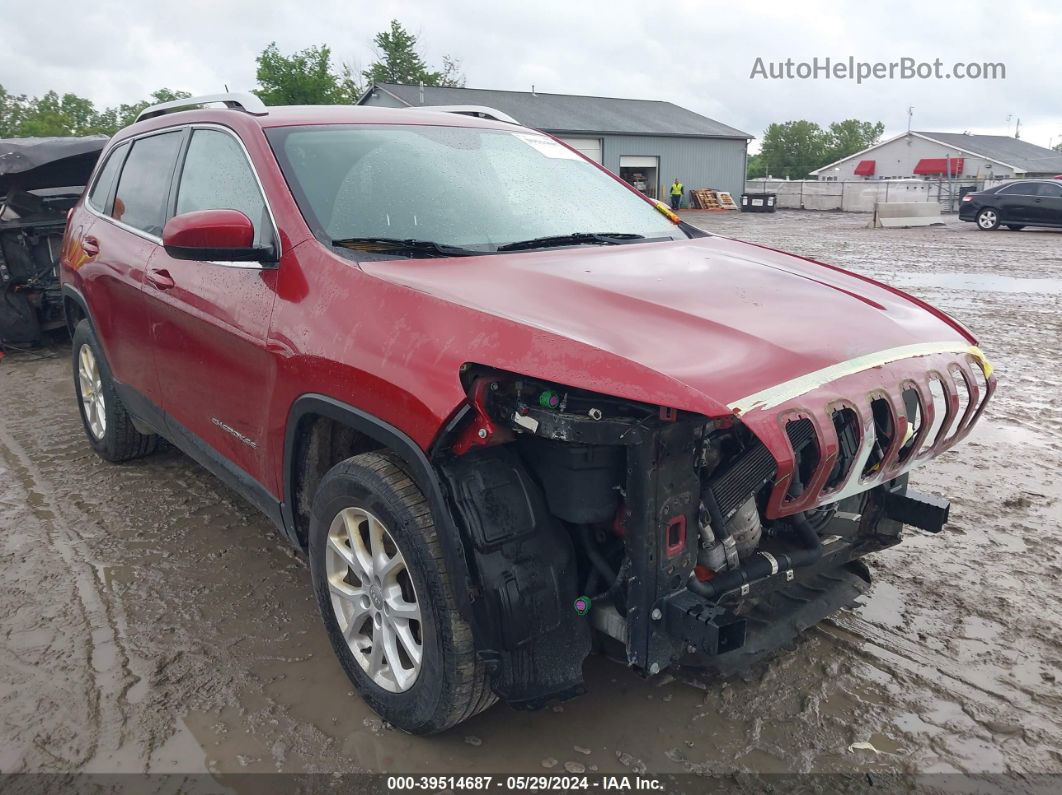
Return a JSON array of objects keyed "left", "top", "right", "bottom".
[{"left": 1, "top": 210, "right": 1059, "bottom": 784}]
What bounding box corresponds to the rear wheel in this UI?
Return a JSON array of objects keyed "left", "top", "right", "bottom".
[
  {"left": 71, "top": 320, "right": 158, "bottom": 462},
  {"left": 308, "top": 451, "right": 495, "bottom": 733},
  {"left": 976, "top": 208, "right": 1000, "bottom": 230},
  {"left": 1005, "top": 224, "right": 1025, "bottom": 231}
]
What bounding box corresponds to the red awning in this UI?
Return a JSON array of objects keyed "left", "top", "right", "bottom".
[
  {"left": 913, "top": 157, "right": 964, "bottom": 176},
  {"left": 853, "top": 160, "right": 876, "bottom": 176}
]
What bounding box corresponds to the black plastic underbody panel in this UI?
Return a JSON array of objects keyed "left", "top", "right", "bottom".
[
  {"left": 440, "top": 446, "right": 592, "bottom": 708},
  {"left": 679, "top": 561, "right": 872, "bottom": 677},
  {"left": 884, "top": 488, "right": 951, "bottom": 533}
]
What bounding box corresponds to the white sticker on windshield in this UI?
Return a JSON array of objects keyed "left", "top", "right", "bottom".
[{"left": 512, "top": 133, "right": 583, "bottom": 160}]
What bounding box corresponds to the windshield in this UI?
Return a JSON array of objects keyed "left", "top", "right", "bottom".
[{"left": 266, "top": 124, "right": 686, "bottom": 254}]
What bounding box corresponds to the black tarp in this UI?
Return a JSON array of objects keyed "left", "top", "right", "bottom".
[{"left": 0, "top": 136, "right": 108, "bottom": 192}]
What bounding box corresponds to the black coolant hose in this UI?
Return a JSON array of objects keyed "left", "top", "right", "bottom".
[{"left": 688, "top": 511, "right": 823, "bottom": 599}]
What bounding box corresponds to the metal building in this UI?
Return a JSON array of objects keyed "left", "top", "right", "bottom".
[
  {"left": 811, "top": 131, "right": 1062, "bottom": 181},
  {"left": 357, "top": 83, "right": 751, "bottom": 202}
]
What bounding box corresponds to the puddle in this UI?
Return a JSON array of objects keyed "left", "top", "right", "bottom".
[{"left": 889, "top": 272, "right": 1062, "bottom": 294}]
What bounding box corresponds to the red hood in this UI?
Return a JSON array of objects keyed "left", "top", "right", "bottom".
[{"left": 360, "top": 235, "right": 973, "bottom": 414}]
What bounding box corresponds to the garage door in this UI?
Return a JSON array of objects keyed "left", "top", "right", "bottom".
[{"left": 557, "top": 137, "right": 602, "bottom": 163}]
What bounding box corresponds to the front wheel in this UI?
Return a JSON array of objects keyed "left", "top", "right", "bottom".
[
  {"left": 308, "top": 451, "right": 495, "bottom": 734},
  {"left": 976, "top": 208, "right": 1001, "bottom": 230},
  {"left": 71, "top": 320, "right": 158, "bottom": 462}
]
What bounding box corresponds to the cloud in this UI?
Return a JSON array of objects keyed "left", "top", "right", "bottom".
[{"left": 1, "top": 0, "right": 1058, "bottom": 147}]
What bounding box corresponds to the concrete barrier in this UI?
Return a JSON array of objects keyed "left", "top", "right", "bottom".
[{"left": 869, "top": 202, "right": 944, "bottom": 228}]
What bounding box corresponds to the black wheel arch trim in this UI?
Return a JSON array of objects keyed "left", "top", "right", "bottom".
[
  {"left": 61, "top": 283, "right": 98, "bottom": 337},
  {"left": 282, "top": 394, "right": 477, "bottom": 618}
]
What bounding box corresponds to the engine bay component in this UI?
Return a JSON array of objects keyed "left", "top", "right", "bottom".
[
  {"left": 518, "top": 438, "right": 624, "bottom": 524},
  {"left": 722, "top": 495, "right": 762, "bottom": 559}
]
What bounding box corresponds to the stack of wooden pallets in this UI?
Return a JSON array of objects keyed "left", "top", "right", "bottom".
[{"left": 690, "top": 189, "right": 739, "bottom": 211}]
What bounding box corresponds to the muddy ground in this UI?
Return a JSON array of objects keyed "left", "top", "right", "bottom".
[{"left": 1, "top": 210, "right": 1060, "bottom": 785}]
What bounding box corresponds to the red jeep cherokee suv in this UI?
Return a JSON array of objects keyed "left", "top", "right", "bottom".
[{"left": 60, "top": 93, "right": 995, "bottom": 734}]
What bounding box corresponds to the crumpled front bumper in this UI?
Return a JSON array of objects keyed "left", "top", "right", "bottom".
[{"left": 729, "top": 343, "right": 995, "bottom": 519}]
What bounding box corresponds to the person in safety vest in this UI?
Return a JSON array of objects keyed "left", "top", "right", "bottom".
[{"left": 670, "top": 178, "right": 684, "bottom": 210}]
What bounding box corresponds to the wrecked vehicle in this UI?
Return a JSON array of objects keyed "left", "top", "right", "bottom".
[
  {"left": 60, "top": 94, "right": 995, "bottom": 734},
  {"left": 0, "top": 136, "right": 105, "bottom": 345}
]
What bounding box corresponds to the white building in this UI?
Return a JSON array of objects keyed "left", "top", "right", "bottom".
[{"left": 811, "top": 131, "right": 1062, "bottom": 182}]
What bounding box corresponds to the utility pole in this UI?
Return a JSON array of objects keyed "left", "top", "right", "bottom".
[
  {"left": 1015, "top": 117, "right": 1022, "bottom": 139},
  {"left": 907, "top": 106, "right": 914, "bottom": 134}
]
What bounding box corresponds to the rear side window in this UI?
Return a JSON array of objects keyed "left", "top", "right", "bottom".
[
  {"left": 1036, "top": 182, "right": 1062, "bottom": 197},
  {"left": 998, "top": 182, "right": 1034, "bottom": 196},
  {"left": 176, "top": 129, "right": 272, "bottom": 246},
  {"left": 87, "top": 143, "right": 127, "bottom": 212},
  {"left": 113, "top": 131, "right": 183, "bottom": 236}
]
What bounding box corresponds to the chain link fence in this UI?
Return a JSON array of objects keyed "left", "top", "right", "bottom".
[{"left": 744, "top": 178, "right": 1006, "bottom": 213}]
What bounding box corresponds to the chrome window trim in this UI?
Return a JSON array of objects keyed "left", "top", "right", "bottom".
[{"left": 84, "top": 122, "right": 282, "bottom": 269}]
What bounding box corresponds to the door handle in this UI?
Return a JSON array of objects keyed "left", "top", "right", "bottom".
[
  {"left": 146, "top": 268, "right": 175, "bottom": 290},
  {"left": 82, "top": 236, "right": 99, "bottom": 257}
]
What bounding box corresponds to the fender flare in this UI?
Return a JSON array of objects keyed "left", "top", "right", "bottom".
[
  {"left": 282, "top": 394, "right": 477, "bottom": 617},
  {"left": 60, "top": 283, "right": 98, "bottom": 336}
]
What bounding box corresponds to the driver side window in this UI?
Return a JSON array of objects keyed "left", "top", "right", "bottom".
[{"left": 177, "top": 129, "right": 273, "bottom": 248}]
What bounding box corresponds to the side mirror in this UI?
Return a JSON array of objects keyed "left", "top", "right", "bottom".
[{"left": 162, "top": 209, "right": 276, "bottom": 263}]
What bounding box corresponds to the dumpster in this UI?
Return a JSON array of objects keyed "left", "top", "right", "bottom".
[{"left": 741, "top": 192, "right": 776, "bottom": 213}]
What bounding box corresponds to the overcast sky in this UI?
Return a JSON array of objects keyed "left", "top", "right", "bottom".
[{"left": 2, "top": 0, "right": 1060, "bottom": 151}]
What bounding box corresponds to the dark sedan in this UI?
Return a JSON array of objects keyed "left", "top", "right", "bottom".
[{"left": 959, "top": 179, "right": 1062, "bottom": 230}]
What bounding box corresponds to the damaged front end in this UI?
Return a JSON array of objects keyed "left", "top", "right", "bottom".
[
  {"left": 433, "top": 347, "right": 995, "bottom": 706},
  {"left": 0, "top": 137, "right": 105, "bottom": 345}
]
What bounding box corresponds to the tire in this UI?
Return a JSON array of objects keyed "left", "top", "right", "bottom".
[
  {"left": 1005, "top": 224, "right": 1025, "bottom": 231},
  {"left": 71, "top": 319, "right": 158, "bottom": 462},
  {"left": 308, "top": 451, "right": 495, "bottom": 734},
  {"left": 976, "top": 208, "right": 1001, "bottom": 230}
]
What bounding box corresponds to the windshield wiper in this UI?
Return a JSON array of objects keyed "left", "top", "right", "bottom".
[
  {"left": 332, "top": 237, "right": 483, "bottom": 258},
  {"left": 496, "top": 232, "right": 645, "bottom": 252}
]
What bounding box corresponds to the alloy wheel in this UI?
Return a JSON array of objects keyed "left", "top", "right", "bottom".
[
  {"left": 325, "top": 506, "right": 423, "bottom": 692},
  {"left": 78, "top": 344, "right": 106, "bottom": 439},
  {"left": 978, "top": 209, "right": 998, "bottom": 229}
]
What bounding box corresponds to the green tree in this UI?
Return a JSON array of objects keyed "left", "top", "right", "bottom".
[
  {"left": 0, "top": 84, "right": 192, "bottom": 137},
  {"left": 1054, "top": 140, "right": 1062, "bottom": 153},
  {"left": 362, "top": 19, "right": 464, "bottom": 87},
  {"left": 254, "top": 42, "right": 354, "bottom": 105},
  {"left": 759, "top": 120, "right": 830, "bottom": 180},
  {"left": 825, "top": 119, "right": 885, "bottom": 164},
  {"left": 0, "top": 84, "right": 29, "bottom": 137},
  {"left": 93, "top": 88, "right": 192, "bottom": 134},
  {"left": 11, "top": 91, "right": 97, "bottom": 136},
  {"left": 745, "top": 152, "right": 766, "bottom": 179}
]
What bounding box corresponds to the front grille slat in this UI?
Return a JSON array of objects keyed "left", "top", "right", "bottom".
[{"left": 734, "top": 350, "right": 993, "bottom": 520}]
